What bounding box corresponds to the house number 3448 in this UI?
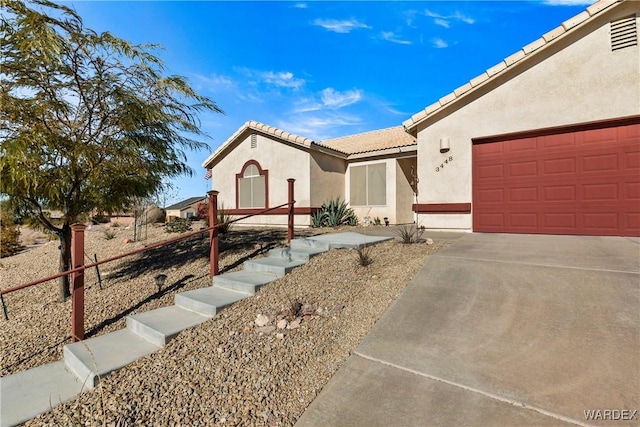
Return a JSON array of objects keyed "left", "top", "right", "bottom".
[{"left": 435, "top": 156, "right": 454, "bottom": 172}]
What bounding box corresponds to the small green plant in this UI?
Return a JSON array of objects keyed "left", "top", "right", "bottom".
[
  {"left": 164, "top": 217, "right": 192, "bottom": 234},
  {"left": 373, "top": 217, "right": 382, "bottom": 226},
  {"left": 355, "top": 244, "right": 373, "bottom": 267},
  {"left": 102, "top": 230, "right": 116, "bottom": 240},
  {"left": 217, "top": 204, "right": 234, "bottom": 234},
  {"left": 311, "top": 210, "right": 325, "bottom": 227},
  {"left": 395, "top": 224, "right": 424, "bottom": 244},
  {"left": 310, "top": 197, "right": 357, "bottom": 228}
]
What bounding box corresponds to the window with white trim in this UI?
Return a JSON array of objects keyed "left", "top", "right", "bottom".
[
  {"left": 238, "top": 164, "right": 266, "bottom": 208},
  {"left": 350, "top": 163, "right": 386, "bottom": 206}
]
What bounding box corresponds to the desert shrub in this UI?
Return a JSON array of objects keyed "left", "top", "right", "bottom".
[
  {"left": 217, "top": 205, "right": 234, "bottom": 234},
  {"left": 355, "top": 245, "right": 373, "bottom": 267},
  {"left": 164, "top": 217, "right": 192, "bottom": 234},
  {"left": 102, "top": 230, "right": 116, "bottom": 240},
  {"left": 0, "top": 223, "right": 22, "bottom": 257},
  {"left": 373, "top": 217, "right": 382, "bottom": 226},
  {"left": 395, "top": 224, "right": 424, "bottom": 244},
  {"left": 311, "top": 197, "right": 357, "bottom": 228},
  {"left": 0, "top": 206, "right": 22, "bottom": 256}
]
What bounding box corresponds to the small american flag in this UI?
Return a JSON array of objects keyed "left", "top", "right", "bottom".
[{"left": 204, "top": 169, "right": 212, "bottom": 180}]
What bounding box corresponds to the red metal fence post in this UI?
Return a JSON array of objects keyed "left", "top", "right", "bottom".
[
  {"left": 287, "top": 178, "right": 295, "bottom": 243},
  {"left": 208, "top": 190, "right": 219, "bottom": 277},
  {"left": 71, "top": 224, "right": 86, "bottom": 342}
]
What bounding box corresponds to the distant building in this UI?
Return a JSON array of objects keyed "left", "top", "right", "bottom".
[{"left": 165, "top": 197, "right": 207, "bottom": 221}]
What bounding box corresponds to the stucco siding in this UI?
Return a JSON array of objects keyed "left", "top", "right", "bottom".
[
  {"left": 309, "top": 151, "right": 346, "bottom": 207},
  {"left": 415, "top": 5, "right": 640, "bottom": 231},
  {"left": 210, "top": 133, "right": 312, "bottom": 226},
  {"left": 396, "top": 158, "right": 418, "bottom": 224}
]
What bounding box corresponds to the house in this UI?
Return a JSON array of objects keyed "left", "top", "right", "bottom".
[
  {"left": 165, "top": 197, "right": 207, "bottom": 221},
  {"left": 203, "top": 0, "right": 639, "bottom": 236},
  {"left": 403, "top": 0, "right": 639, "bottom": 236},
  {"left": 201, "top": 122, "right": 417, "bottom": 226}
]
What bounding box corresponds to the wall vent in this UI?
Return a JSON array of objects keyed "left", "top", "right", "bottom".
[
  {"left": 250, "top": 134, "right": 257, "bottom": 149},
  {"left": 610, "top": 15, "right": 637, "bottom": 51}
]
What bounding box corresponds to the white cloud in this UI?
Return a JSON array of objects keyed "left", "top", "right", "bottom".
[
  {"left": 277, "top": 113, "right": 362, "bottom": 140},
  {"left": 380, "top": 31, "right": 412, "bottom": 45},
  {"left": 312, "top": 18, "right": 371, "bottom": 33},
  {"left": 261, "top": 71, "right": 305, "bottom": 89},
  {"left": 321, "top": 88, "right": 362, "bottom": 108},
  {"left": 192, "top": 73, "right": 234, "bottom": 92},
  {"left": 292, "top": 3, "right": 308, "bottom": 8},
  {"left": 424, "top": 9, "right": 475, "bottom": 26},
  {"left": 237, "top": 68, "right": 305, "bottom": 90},
  {"left": 434, "top": 18, "right": 449, "bottom": 28},
  {"left": 432, "top": 38, "right": 448, "bottom": 49},
  {"left": 293, "top": 87, "right": 363, "bottom": 112}
]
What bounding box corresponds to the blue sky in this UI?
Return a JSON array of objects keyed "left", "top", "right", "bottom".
[{"left": 64, "top": 0, "right": 595, "bottom": 205}]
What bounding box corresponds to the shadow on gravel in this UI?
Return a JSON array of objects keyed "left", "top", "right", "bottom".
[
  {"left": 85, "top": 274, "right": 196, "bottom": 338},
  {"left": 105, "top": 228, "right": 306, "bottom": 280}
]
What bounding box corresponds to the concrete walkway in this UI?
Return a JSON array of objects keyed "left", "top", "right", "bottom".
[{"left": 296, "top": 233, "right": 640, "bottom": 427}]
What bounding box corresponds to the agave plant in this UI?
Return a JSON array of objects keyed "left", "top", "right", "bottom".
[{"left": 311, "top": 197, "right": 358, "bottom": 227}]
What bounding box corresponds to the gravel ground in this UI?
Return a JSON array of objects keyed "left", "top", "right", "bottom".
[{"left": 1, "top": 223, "right": 445, "bottom": 426}]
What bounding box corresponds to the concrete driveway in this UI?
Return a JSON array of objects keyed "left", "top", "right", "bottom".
[{"left": 296, "top": 233, "right": 640, "bottom": 427}]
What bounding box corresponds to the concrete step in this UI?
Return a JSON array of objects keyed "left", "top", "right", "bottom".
[
  {"left": 293, "top": 232, "right": 393, "bottom": 249},
  {"left": 243, "top": 257, "right": 307, "bottom": 278},
  {"left": 269, "top": 246, "right": 327, "bottom": 262},
  {"left": 63, "top": 329, "right": 161, "bottom": 389},
  {"left": 290, "top": 237, "right": 331, "bottom": 251},
  {"left": 175, "top": 286, "right": 248, "bottom": 317},
  {"left": 126, "top": 305, "right": 212, "bottom": 347},
  {"left": 212, "top": 270, "right": 278, "bottom": 295},
  {"left": 0, "top": 361, "right": 88, "bottom": 427}
]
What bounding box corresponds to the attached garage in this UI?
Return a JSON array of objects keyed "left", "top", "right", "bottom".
[{"left": 473, "top": 118, "right": 640, "bottom": 236}]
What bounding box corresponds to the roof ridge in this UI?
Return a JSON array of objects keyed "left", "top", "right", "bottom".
[
  {"left": 319, "top": 125, "right": 408, "bottom": 143},
  {"left": 403, "top": 0, "right": 622, "bottom": 132}
]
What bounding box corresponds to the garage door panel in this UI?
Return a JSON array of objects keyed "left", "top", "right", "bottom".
[
  {"left": 544, "top": 185, "right": 576, "bottom": 202},
  {"left": 509, "top": 187, "right": 538, "bottom": 202},
  {"left": 579, "top": 126, "right": 621, "bottom": 145},
  {"left": 507, "top": 136, "right": 538, "bottom": 153},
  {"left": 543, "top": 157, "right": 576, "bottom": 175},
  {"left": 473, "top": 122, "right": 639, "bottom": 236},
  {"left": 543, "top": 212, "right": 577, "bottom": 230},
  {"left": 625, "top": 182, "right": 640, "bottom": 199},
  {"left": 476, "top": 163, "right": 505, "bottom": 179},
  {"left": 581, "top": 182, "right": 619, "bottom": 201},
  {"left": 581, "top": 152, "right": 619, "bottom": 173},
  {"left": 542, "top": 133, "right": 576, "bottom": 149}
]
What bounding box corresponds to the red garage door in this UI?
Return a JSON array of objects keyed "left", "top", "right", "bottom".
[{"left": 473, "top": 120, "right": 640, "bottom": 236}]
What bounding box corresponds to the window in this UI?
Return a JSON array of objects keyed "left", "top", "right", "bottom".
[
  {"left": 350, "top": 163, "right": 386, "bottom": 206},
  {"left": 237, "top": 161, "right": 267, "bottom": 208}
]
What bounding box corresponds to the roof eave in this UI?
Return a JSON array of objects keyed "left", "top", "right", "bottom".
[
  {"left": 402, "top": 0, "right": 621, "bottom": 135},
  {"left": 347, "top": 144, "right": 417, "bottom": 160}
]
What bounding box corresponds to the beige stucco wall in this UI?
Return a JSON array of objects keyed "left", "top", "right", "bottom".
[
  {"left": 210, "top": 132, "right": 312, "bottom": 226},
  {"left": 396, "top": 157, "right": 418, "bottom": 224},
  {"left": 309, "top": 151, "right": 346, "bottom": 206},
  {"left": 415, "top": 5, "right": 640, "bottom": 231}
]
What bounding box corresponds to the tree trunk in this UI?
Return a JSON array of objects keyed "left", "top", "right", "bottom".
[{"left": 57, "top": 223, "right": 72, "bottom": 302}]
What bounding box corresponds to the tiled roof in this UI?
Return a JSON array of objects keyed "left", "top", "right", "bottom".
[
  {"left": 402, "top": 0, "right": 622, "bottom": 134},
  {"left": 317, "top": 126, "right": 416, "bottom": 155},
  {"left": 202, "top": 120, "right": 316, "bottom": 168},
  {"left": 203, "top": 121, "right": 417, "bottom": 168},
  {"left": 165, "top": 197, "right": 206, "bottom": 211}
]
